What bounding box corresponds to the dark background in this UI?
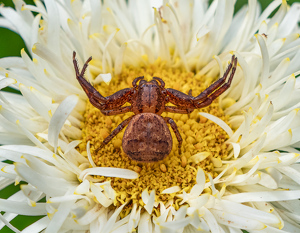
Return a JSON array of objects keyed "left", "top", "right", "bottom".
[{"left": 0, "top": 0, "right": 299, "bottom": 232}]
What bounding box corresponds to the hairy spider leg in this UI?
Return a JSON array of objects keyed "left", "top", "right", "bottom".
[
  {"left": 95, "top": 116, "right": 134, "bottom": 153},
  {"left": 193, "top": 55, "right": 237, "bottom": 108},
  {"left": 73, "top": 51, "right": 134, "bottom": 112},
  {"left": 73, "top": 51, "right": 106, "bottom": 106},
  {"left": 164, "top": 86, "right": 194, "bottom": 114},
  {"left": 164, "top": 117, "right": 182, "bottom": 154},
  {"left": 192, "top": 55, "right": 236, "bottom": 103},
  {"left": 165, "top": 55, "right": 237, "bottom": 109}
]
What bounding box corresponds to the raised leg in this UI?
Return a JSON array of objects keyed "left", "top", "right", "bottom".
[
  {"left": 73, "top": 51, "right": 106, "bottom": 105},
  {"left": 194, "top": 55, "right": 237, "bottom": 108},
  {"left": 164, "top": 117, "right": 182, "bottom": 155},
  {"left": 73, "top": 51, "right": 134, "bottom": 110},
  {"left": 165, "top": 55, "right": 237, "bottom": 109},
  {"left": 192, "top": 55, "right": 236, "bottom": 102},
  {"left": 95, "top": 116, "right": 134, "bottom": 153}
]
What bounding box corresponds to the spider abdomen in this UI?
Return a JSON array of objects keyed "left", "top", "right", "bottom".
[{"left": 122, "top": 113, "right": 172, "bottom": 162}]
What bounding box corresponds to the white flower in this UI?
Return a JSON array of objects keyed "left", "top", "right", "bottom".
[{"left": 1, "top": 0, "right": 300, "bottom": 232}]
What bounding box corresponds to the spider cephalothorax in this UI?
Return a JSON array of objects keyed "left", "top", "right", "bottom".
[{"left": 73, "top": 52, "right": 237, "bottom": 162}]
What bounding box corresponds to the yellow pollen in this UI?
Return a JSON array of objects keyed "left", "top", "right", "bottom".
[{"left": 78, "top": 62, "right": 231, "bottom": 216}]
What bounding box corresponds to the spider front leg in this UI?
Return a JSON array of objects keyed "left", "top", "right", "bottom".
[
  {"left": 73, "top": 51, "right": 106, "bottom": 108},
  {"left": 73, "top": 51, "right": 133, "bottom": 111},
  {"left": 165, "top": 55, "right": 237, "bottom": 109}
]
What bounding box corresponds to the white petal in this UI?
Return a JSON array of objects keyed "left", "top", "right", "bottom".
[
  {"left": 21, "top": 216, "right": 50, "bottom": 233},
  {"left": 211, "top": 209, "right": 266, "bottom": 230},
  {"left": 143, "top": 189, "right": 155, "bottom": 214},
  {"left": 76, "top": 204, "right": 103, "bottom": 226},
  {"left": 74, "top": 179, "right": 90, "bottom": 195},
  {"left": 138, "top": 212, "right": 153, "bottom": 233},
  {"left": 94, "top": 73, "right": 112, "bottom": 85},
  {"left": 0, "top": 213, "right": 21, "bottom": 233},
  {"left": 188, "top": 152, "right": 210, "bottom": 164},
  {"left": 48, "top": 95, "right": 79, "bottom": 152},
  {"left": 90, "top": 183, "right": 113, "bottom": 207},
  {"left": 224, "top": 190, "right": 300, "bottom": 202},
  {"left": 44, "top": 196, "right": 76, "bottom": 233},
  {"left": 0, "top": 78, "right": 17, "bottom": 90},
  {"left": 0, "top": 198, "right": 47, "bottom": 216},
  {"left": 199, "top": 112, "right": 233, "bottom": 137},
  {"left": 79, "top": 167, "right": 138, "bottom": 180},
  {"left": 15, "top": 162, "right": 75, "bottom": 197},
  {"left": 87, "top": 141, "right": 96, "bottom": 168},
  {"left": 101, "top": 203, "right": 126, "bottom": 233},
  {"left": 161, "top": 186, "right": 181, "bottom": 194},
  {"left": 48, "top": 194, "right": 90, "bottom": 204}
]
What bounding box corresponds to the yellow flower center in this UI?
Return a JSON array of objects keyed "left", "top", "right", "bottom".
[{"left": 78, "top": 59, "right": 231, "bottom": 217}]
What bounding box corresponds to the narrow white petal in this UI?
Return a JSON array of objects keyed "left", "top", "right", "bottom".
[
  {"left": 277, "top": 166, "right": 300, "bottom": 185},
  {"left": 48, "top": 95, "right": 79, "bottom": 152},
  {"left": 21, "top": 216, "right": 50, "bottom": 233},
  {"left": 64, "top": 139, "right": 82, "bottom": 155},
  {"left": 211, "top": 209, "right": 266, "bottom": 230},
  {"left": 188, "top": 152, "right": 210, "bottom": 164},
  {"left": 0, "top": 5, "right": 31, "bottom": 48},
  {"left": 87, "top": 141, "right": 96, "bottom": 168},
  {"left": 224, "top": 190, "right": 300, "bottom": 202},
  {"left": 74, "top": 179, "right": 90, "bottom": 195},
  {"left": 0, "top": 78, "right": 17, "bottom": 90},
  {"left": 48, "top": 194, "right": 90, "bottom": 204},
  {"left": 16, "top": 120, "right": 49, "bottom": 151},
  {"left": 258, "top": 172, "right": 279, "bottom": 189},
  {"left": 44, "top": 197, "right": 76, "bottom": 233},
  {"left": 79, "top": 167, "right": 138, "bottom": 180},
  {"left": 0, "top": 198, "right": 47, "bottom": 215},
  {"left": 94, "top": 73, "right": 112, "bottom": 85},
  {"left": 15, "top": 162, "right": 75, "bottom": 197},
  {"left": 90, "top": 183, "right": 113, "bottom": 207},
  {"left": 161, "top": 186, "right": 181, "bottom": 194},
  {"left": 228, "top": 142, "right": 241, "bottom": 158},
  {"left": 0, "top": 57, "right": 25, "bottom": 69},
  {"left": 101, "top": 203, "right": 126, "bottom": 233},
  {"left": 202, "top": 207, "right": 221, "bottom": 233},
  {"left": 0, "top": 213, "right": 20, "bottom": 233},
  {"left": 160, "top": 217, "right": 191, "bottom": 232},
  {"left": 32, "top": 43, "right": 73, "bottom": 82},
  {"left": 144, "top": 190, "right": 155, "bottom": 214},
  {"left": 0, "top": 132, "right": 32, "bottom": 145},
  {"left": 76, "top": 204, "right": 103, "bottom": 226},
  {"left": 199, "top": 112, "right": 233, "bottom": 137}
]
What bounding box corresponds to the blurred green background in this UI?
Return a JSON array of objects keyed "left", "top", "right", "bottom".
[{"left": 0, "top": 0, "right": 300, "bottom": 232}]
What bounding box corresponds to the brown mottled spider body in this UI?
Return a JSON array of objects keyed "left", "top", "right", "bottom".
[
  {"left": 73, "top": 51, "right": 237, "bottom": 162},
  {"left": 123, "top": 113, "right": 173, "bottom": 161}
]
